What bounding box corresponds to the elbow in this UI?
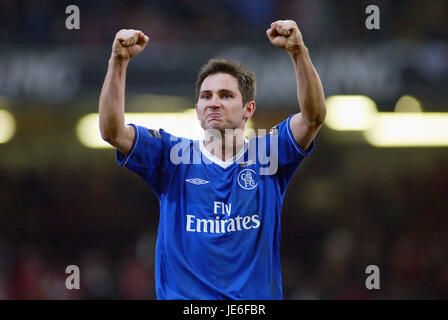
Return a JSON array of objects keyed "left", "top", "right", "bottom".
[
  {"left": 101, "top": 132, "right": 119, "bottom": 145},
  {"left": 101, "top": 133, "right": 114, "bottom": 144},
  {"left": 307, "top": 107, "right": 326, "bottom": 127},
  {"left": 99, "top": 115, "right": 123, "bottom": 143},
  {"left": 100, "top": 132, "right": 114, "bottom": 144},
  {"left": 315, "top": 101, "right": 327, "bottom": 125},
  {"left": 99, "top": 124, "right": 118, "bottom": 144},
  {"left": 315, "top": 110, "right": 326, "bottom": 126}
]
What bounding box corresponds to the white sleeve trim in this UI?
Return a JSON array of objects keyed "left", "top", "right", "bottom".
[
  {"left": 119, "top": 124, "right": 140, "bottom": 167},
  {"left": 286, "top": 115, "right": 313, "bottom": 157}
]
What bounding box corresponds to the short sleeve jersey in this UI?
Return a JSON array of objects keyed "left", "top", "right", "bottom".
[{"left": 116, "top": 115, "right": 314, "bottom": 299}]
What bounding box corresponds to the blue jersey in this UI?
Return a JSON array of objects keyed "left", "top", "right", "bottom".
[{"left": 116, "top": 115, "right": 314, "bottom": 300}]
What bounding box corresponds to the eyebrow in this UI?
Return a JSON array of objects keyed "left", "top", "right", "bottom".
[{"left": 200, "top": 89, "right": 236, "bottom": 95}]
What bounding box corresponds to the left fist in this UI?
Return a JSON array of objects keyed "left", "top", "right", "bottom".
[{"left": 266, "top": 20, "right": 304, "bottom": 53}]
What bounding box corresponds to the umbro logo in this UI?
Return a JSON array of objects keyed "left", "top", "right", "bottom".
[{"left": 186, "top": 178, "right": 210, "bottom": 185}]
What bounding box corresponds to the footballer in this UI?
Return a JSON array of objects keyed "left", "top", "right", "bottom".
[{"left": 99, "top": 20, "right": 326, "bottom": 299}]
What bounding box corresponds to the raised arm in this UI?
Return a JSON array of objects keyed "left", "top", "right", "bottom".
[
  {"left": 266, "top": 20, "right": 326, "bottom": 151},
  {"left": 99, "top": 29, "right": 149, "bottom": 155}
]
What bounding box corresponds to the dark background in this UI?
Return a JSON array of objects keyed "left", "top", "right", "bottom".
[{"left": 0, "top": 0, "right": 447, "bottom": 299}]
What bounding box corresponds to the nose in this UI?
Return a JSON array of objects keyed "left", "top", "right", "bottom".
[{"left": 207, "top": 94, "right": 221, "bottom": 108}]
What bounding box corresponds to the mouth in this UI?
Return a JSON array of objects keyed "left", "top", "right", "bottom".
[{"left": 207, "top": 113, "right": 222, "bottom": 120}]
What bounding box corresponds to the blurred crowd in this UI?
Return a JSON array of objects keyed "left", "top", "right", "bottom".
[
  {"left": 1, "top": 152, "right": 447, "bottom": 299},
  {"left": 1, "top": 0, "right": 447, "bottom": 46},
  {"left": 0, "top": 165, "right": 159, "bottom": 299},
  {"left": 1, "top": 0, "right": 448, "bottom": 300}
]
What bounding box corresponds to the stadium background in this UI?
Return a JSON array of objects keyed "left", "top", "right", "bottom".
[{"left": 0, "top": 0, "right": 447, "bottom": 299}]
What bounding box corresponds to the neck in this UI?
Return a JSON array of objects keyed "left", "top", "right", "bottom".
[{"left": 203, "top": 128, "right": 245, "bottom": 162}]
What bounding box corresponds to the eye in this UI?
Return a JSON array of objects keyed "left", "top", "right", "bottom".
[
  {"left": 222, "top": 93, "right": 232, "bottom": 99},
  {"left": 201, "top": 94, "right": 211, "bottom": 99}
]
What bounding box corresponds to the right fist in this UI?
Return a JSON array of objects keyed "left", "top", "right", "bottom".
[{"left": 111, "top": 29, "right": 149, "bottom": 60}]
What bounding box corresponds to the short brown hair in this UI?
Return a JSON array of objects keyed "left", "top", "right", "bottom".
[{"left": 195, "top": 58, "right": 256, "bottom": 106}]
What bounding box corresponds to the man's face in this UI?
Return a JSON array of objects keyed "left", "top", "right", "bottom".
[{"left": 196, "top": 73, "right": 254, "bottom": 132}]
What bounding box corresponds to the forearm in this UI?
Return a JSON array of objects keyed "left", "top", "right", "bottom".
[
  {"left": 289, "top": 45, "right": 326, "bottom": 125},
  {"left": 99, "top": 57, "right": 129, "bottom": 141}
]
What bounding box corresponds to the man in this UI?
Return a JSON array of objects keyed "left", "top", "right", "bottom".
[{"left": 99, "top": 20, "right": 326, "bottom": 300}]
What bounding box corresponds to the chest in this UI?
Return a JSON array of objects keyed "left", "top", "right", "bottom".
[{"left": 176, "top": 163, "right": 262, "bottom": 218}]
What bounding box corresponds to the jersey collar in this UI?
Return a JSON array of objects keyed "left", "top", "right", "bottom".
[{"left": 199, "top": 138, "right": 249, "bottom": 169}]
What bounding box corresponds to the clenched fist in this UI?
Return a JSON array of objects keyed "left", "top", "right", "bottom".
[
  {"left": 111, "top": 29, "right": 149, "bottom": 60},
  {"left": 266, "top": 20, "right": 304, "bottom": 54}
]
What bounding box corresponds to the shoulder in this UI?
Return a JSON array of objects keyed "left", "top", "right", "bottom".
[{"left": 141, "top": 127, "right": 191, "bottom": 145}]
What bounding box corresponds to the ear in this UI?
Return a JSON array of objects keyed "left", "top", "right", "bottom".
[
  {"left": 195, "top": 103, "right": 199, "bottom": 119},
  {"left": 243, "top": 101, "right": 256, "bottom": 120}
]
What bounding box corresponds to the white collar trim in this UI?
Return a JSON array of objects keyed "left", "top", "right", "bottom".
[{"left": 199, "top": 138, "right": 249, "bottom": 169}]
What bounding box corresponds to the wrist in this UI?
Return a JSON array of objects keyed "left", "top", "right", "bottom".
[
  {"left": 109, "top": 55, "right": 130, "bottom": 67},
  {"left": 287, "top": 44, "right": 308, "bottom": 58}
]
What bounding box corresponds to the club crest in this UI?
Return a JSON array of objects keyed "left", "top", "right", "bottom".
[{"left": 237, "top": 169, "right": 258, "bottom": 190}]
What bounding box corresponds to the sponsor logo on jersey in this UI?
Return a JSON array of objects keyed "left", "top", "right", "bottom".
[
  {"left": 186, "top": 178, "right": 210, "bottom": 185},
  {"left": 237, "top": 169, "right": 258, "bottom": 190},
  {"left": 186, "top": 214, "right": 260, "bottom": 233}
]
